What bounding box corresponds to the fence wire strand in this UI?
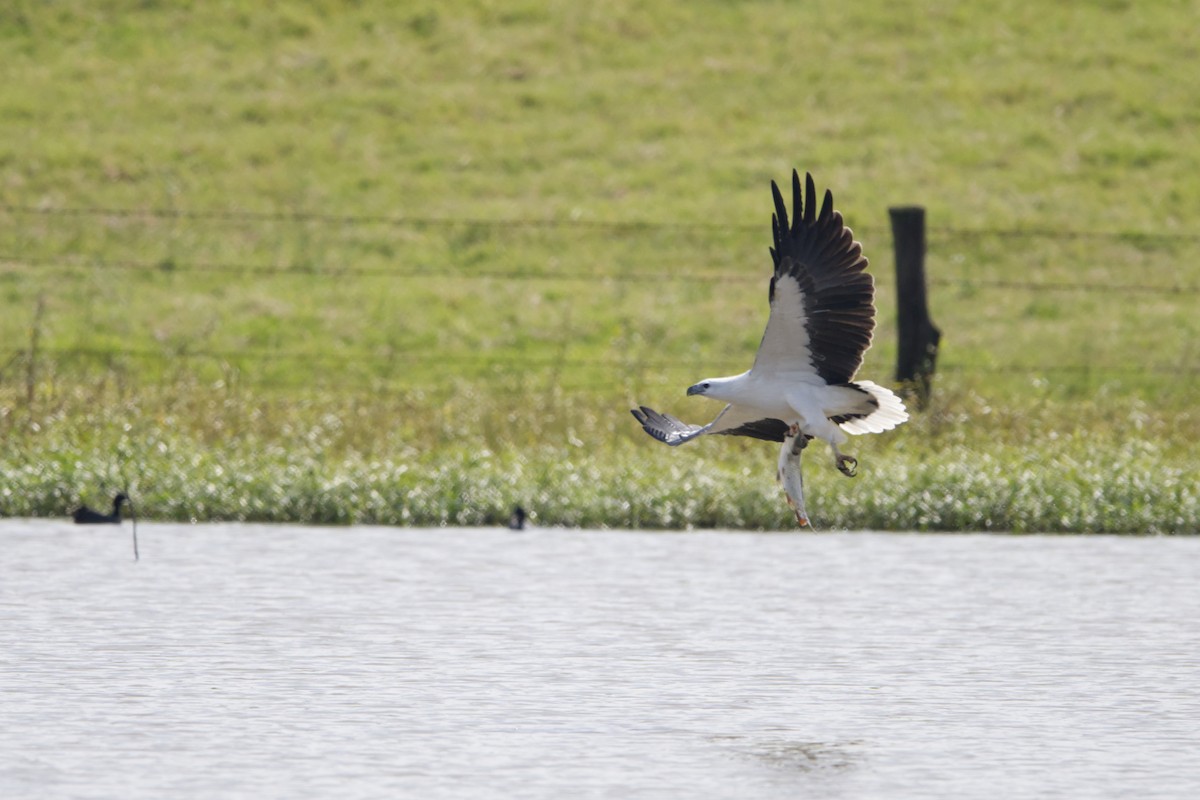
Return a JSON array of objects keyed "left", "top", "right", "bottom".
[
  {"left": 1, "top": 346, "right": 1194, "bottom": 382},
  {"left": 2, "top": 255, "right": 1196, "bottom": 294},
  {"left": 6, "top": 202, "right": 1200, "bottom": 243},
  {"left": 3, "top": 202, "right": 1198, "bottom": 391}
]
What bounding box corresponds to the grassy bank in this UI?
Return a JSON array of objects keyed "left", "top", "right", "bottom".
[
  {"left": 2, "top": 382, "right": 1196, "bottom": 533},
  {"left": 2, "top": 2, "right": 1198, "bottom": 532}
]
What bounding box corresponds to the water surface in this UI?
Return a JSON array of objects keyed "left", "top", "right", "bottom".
[{"left": 2, "top": 522, "right": 1197, "bottom": 799}]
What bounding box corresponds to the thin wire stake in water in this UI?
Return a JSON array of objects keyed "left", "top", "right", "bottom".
[{"left": 127, "top": 496, "right": 139, "bottom": 561}]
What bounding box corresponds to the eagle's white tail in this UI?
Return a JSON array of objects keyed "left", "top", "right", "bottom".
[{"left": 838, "top": 380, "right": 909, "bottom": 435}]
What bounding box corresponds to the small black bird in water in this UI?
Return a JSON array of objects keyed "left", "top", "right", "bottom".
[
  {"left": 72, "top": 492, "right": 139, "bottom": 560},
  {"left": 72, "top": 493, "right": 129, "bottom": 524},
  {"left": 508, "top": 505, "right": 527, "bottom": 531}
]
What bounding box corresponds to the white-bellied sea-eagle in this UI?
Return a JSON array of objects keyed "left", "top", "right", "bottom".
[{"left": 630, "top": 171, "right": 908, "bottom": 526}]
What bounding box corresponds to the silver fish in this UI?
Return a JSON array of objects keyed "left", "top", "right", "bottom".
[{"left": 777, "top": 429, "right": 811, "bottom": 527}]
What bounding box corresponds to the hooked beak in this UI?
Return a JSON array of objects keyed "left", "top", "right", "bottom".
[{"left": 686, "top": 384, "right": 704, "bottom": 396}]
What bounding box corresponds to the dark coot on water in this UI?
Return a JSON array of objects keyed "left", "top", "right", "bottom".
[
  {"left": 72, "top": 493, "right": 129, "bottom": 524},
  {"left": 508, "top": 506, "right": 526, "bottom": 531},
  {"left": 72, "top": 492, "right": 139, "bottom": 561}
]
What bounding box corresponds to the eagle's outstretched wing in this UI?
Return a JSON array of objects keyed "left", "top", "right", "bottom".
[
  {"left": 754, "top": 171, "right": 875, "bottom": 385},
  {"left": 631, "top": 406, "right": 706, "bottom": 446},
  {"left": 631, "top": 404, "right": 792, "bottom": 445}
]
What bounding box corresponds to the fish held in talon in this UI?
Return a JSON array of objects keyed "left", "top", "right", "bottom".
[
  {"left": 631, "top": 170, "right": 908, "bottom": 527},
  {"left": 777, "top": 433, "right": 810, "bottom": 527}
]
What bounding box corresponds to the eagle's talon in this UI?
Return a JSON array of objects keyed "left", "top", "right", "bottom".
[{"left": 837, "top": 454, "right": 858, "bottom": 477}]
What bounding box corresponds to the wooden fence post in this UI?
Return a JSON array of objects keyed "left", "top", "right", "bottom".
[{"left": 889, "top": 206, "right": 940, "bottom": 409}]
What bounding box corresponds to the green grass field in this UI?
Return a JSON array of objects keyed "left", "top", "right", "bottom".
[{"left": 1, "top": 1, "right": 1197, "bottom": 531}]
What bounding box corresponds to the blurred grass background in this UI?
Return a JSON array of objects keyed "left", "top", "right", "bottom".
[{"left": 1, "top": 1, "right": 1197, "bottom": 531}]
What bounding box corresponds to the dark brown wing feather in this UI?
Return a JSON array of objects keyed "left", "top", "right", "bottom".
[
  {"left": 715, "top": 417, "right": 791, "bottom": 442},
  {"left": 767, "top": 171, "right": 875, "bottom": 385}
]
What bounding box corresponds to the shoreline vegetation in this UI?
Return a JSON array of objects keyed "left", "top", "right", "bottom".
[
  {"left": 2, "top": 386, "right": 1196, "bottom": 534},
  {"left": 2, "top": 3, "right": 1197, "bottom": 533}
]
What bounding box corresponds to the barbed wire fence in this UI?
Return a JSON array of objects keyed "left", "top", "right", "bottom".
[
  {"left": 1, "top": 252, "right": 1196, "bottom": 296},
  {"left": 7, "top": 202, "right": 1200, "bottom": 243},
  {"left": 2, "top": 203, "right": 1198, "bottom": 403}
]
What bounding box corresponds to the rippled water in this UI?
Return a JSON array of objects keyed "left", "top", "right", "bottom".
[{"left": 2, "top": 521, "right": 1198, "bottom": 799}]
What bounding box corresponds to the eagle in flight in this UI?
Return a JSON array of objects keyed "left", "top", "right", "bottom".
[{"left": 631, "top": 170, "right": 908, "bottom": 525}]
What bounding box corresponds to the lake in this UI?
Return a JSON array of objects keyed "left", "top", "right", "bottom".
[{"left": 1, "top": 521, "right": 1197, "bottom": 799}]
